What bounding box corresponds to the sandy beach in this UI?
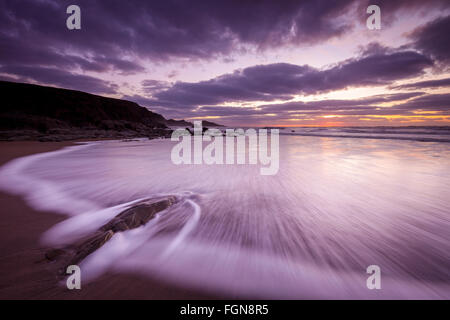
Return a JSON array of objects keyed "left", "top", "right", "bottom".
[{"left": 0, "top": 141, "right": 217, "bottom": 300}]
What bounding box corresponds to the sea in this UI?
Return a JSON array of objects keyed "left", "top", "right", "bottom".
[{"left": 0, "top": 126, "right": 449, "bottom": 299}]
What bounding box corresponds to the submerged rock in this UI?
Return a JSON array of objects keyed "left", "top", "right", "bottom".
[
  {"left": 100, "top": 197, "right": 177, "bottom": 232},
  {"left": 45, "top": 196, "right": 177, "bottom": 270}
]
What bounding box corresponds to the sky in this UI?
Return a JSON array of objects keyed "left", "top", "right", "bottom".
[{"left": 1, "top": 0, "right": 450, "bottom": 126}]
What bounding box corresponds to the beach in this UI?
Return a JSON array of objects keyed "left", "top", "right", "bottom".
[
  {"left": 0, "top": 141, "right": 216, "bottom": 299},
  {"left": 0, "top": 132, "right": 449, "bottom": 299}
]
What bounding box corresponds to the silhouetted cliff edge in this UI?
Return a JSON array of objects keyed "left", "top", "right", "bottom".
[{"left": 0, "top": 81, "right": 170, "bottom": 141}]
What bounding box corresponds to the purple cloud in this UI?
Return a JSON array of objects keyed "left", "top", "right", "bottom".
[
  {"left": 134, "top": 90, "right": 449, "bottom": 122},
  {"left": 395, "top": 93, "right": 450, "bottom": 110},
  {"left": 149, "top": 47, "right": 432, "bottom": 111},
  {"left": 410, "top": 14, "right": 450, "bottom": 64},
  {"left": 392, "top": 77, "right": 450, "bottom": 90},
  {"left": 1, "top": 0, "right": 447, "bottom": 67}
]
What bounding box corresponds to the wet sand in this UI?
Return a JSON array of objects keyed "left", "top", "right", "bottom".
[{"left": 0, "top": 141, "right": 217, "bottom": 299}]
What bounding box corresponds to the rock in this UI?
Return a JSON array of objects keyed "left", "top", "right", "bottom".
[
  {"left": 100, "top": 197, "right": 177, "bottom": 232},
  {"left": 45, "top": 196, "right": 177, "bottom": 272}
]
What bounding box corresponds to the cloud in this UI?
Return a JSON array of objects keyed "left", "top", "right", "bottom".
[
  {"left": 258, "top": 92, "right": 426, "bottom": 113},
  {"left": 410, "top": 15, "right": 450, "bottom": 64},
  {"left": 395, "top": 93, "right": 450, "bottom": 111},
  {"left": 149, "top": 47, "right": 432, "bottom": 111},
  {"left": 0, "top": 0, "right": 346, "bottom": 73},
  {"left": 138, "top": 91, "right": 443, "bottom": 121},
  {"left": 125, "top": 89, "right": 449, "bottom": 126},
  {"left": 0, "top": 0, "right": 360, "bottom": 62},
  {"left": 0, "top": 30, "right": 144, "bottom": 75},
  {"left": 141, "top": 80, "right": 171, "bottom": 94},
  {"left": 392, "top": 77, "right": 450, "bottom": 90},
  {"left": 1, "top": 0, "right": 446, "bottom": 66}
]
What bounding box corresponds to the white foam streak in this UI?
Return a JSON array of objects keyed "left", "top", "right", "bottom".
[
  {"left": 0, "top": 143, "right": 99, "bottom": 215},
  {"left": 160, "top": 199, "right": 201, "bottom": 259}
]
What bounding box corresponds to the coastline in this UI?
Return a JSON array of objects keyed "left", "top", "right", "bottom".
[{"left": 0, "top": 141, "right": 217, "bottom": 299}]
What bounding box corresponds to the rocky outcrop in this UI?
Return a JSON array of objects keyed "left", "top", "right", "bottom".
[
  {"left": 0, "top": 81, "right": 172, "bottom": 141},
  {"left": 45, "top": 196, "right": 177, "bottom": 272}
]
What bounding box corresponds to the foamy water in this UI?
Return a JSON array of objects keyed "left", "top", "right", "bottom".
[{"left": 0, "top": 129, "right": 449, "bottom": 299}]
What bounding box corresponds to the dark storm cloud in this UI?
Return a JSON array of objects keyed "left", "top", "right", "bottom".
[
  {"left": 151, "top": 48, "right": 432, "bottom": 109},
  {"left": 0, "top": 23, "right": 144, "bottom": 74},
  {"left": 0, "top": 0, "right": 357, "bottom": 64},
  {"left": 1, "top": 0, "right": 446, "bottom": 69},
  {"left": 153, "top": 64, "right": 300, "bottom": 107},
  {"left": 410, "top": 15, "right": 450, "bottom": 64},
  {"left": 0, "top": 0, "right": 363, "bottom": 93},
  {"left": 325, "top": 47, "right": 433, "bottom": 86}
]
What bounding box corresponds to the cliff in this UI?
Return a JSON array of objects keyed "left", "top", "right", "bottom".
[{"left": 0, "top": 81, "right": 169, "bottom": 141}]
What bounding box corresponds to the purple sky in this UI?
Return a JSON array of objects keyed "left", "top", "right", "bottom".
[{"left": 1, "top": 0, "right": 450, "bottom": 126}]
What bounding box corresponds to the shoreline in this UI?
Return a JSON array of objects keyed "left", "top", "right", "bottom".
[{"left": 0, "top": 141, "right": 218, "bottom": 299}]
